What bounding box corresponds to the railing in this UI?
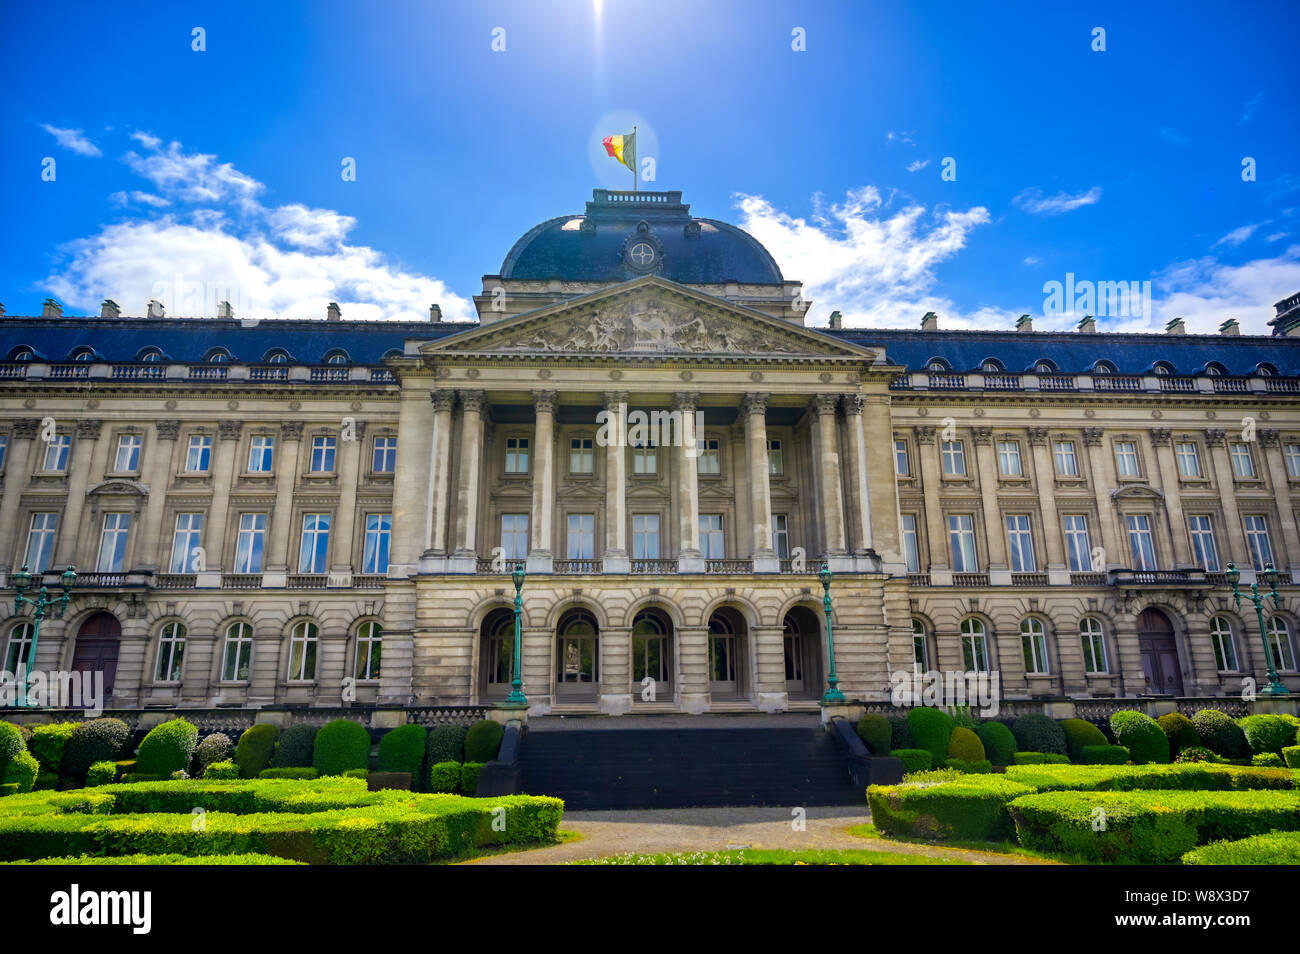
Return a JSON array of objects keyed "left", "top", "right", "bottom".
[
  {"left": 286, "top": 574, "right": 329, "bottom": 589},
  {"left": 1037, "top": 374, "right": 1076, "bottom": 391},
  {"left": 1213, "top": 377, "right": 1250, "bottom": 393},
  {"left": 1176, "top": 697, "right": 1248, "bottom": 718},
  {"left": 352, "top": 575, "right": 387, "bottom": 589},
  {"left": 930, "top": 372, "right": 966, "bottom": 389},
  {"left": 631, "top": 559, "right": 677, "bottom": 574},
  {"left": 778, "top": 559, "right": 818, "bottom": 574},
  {"left": 154, "top": 574, "right": 197, "bottom": 589},
  {"left": 907, "top": 573, "right": 931, "bottom": 587},
  {"left": 951, "top": 572, "right": 990, "bottom": 586},
  {"left": 1092, "top": 374, "right": 1142, "bottom": 391},
  {"left": 188, "top": 365, "right": 228, "bottom": 380},
  {"left": 249, "top": 366, "right": 289, "bottom": 381},
  {"left": 705, "top": 559, "right": 751, "bottom": 574},
  {"left": 49, "top": 364, "right": 91, "bottom": 379},
  {"left": 475, "top": 558, "right": 525, "bottom": 574},
  {"left": 1010, "top": 572, "right": 1048, "bottom": 586},
  {"left": 0, "top": 364, "right": 28, "bottom": 379},
  {"left": 1265, "top": 378, "right": 1300, "bottom": 393},
  {"left": 112, "top": 364, "right": 166, "bottom": 380},
  {"left": 1070, "top": 572, "right": 1107, "bottom": 586},
  {"left": 310, "top": 367, "right": 350, "bottom": 382},
  {"left": 74, "top": 572, "right": 133, "bottom": 587},
  {"left": 1159, "top": 376, "right": 1196, "bottom": 392},
  {"left": 406, "top": 706, "right": 491, "bottom": 726},
  {"left": 1126, "top": 569, "right": 1194, "bottom": 585},
  {"left": 983, "top": 373, "right": 1022, "bottom": 390},
  {"left": 553, "top": 559, "right": 601, "bottom": 574},
  {"left": 889, "top": 373, "right": 911, "bottom": 390},
  {"left": 370, "top": 369, "right": 395, "bottom": 382},
  {"left": 223, "top": 573, "right": 263, "bottom": 589}
]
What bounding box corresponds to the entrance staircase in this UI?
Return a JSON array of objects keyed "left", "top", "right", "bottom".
[{"left": 517, "top": 716, "right": 863, "bottom": 809}]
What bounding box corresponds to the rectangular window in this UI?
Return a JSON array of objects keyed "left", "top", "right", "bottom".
[
  {"left": 632, "top": 513, "right": 660, "bottom": 559},
  {"left": 96, "top": 513, "right": 131, "bottom": 572},
  {"left": 1175, "top": 442, "right": 1202, "bottom": 478},
  {"left": 962, "top": 628, "right": 990, "bottom": 674},
  {"left": 1022, "top": 622, "right": 1050, "bottom": 674},
  {"left": 941, "top": 440, "right": 966, "bottom": 476},
  {"left": 697, "top": 438, "right": 720, "bottom": 475},
  {"left": 43, "top": 434, "right": 71, "bottom": 472},
  {"left": 901, "top": 514, "right": 920, "bottom": 573},
  {"left": 372, "top": 436, "right": 398, "bottom": 473},
  {"left": 1005, "top": 514, "right": 1036, "bottom": 572},
  {"left": 1229, "top": 442, "right": 1255, "bottom": 478},
  {"left": 566, "top": 513, "right": 595, "bottom": 560},
  {"left": 767, "top": 439, "right": 783, "bottom": 475},
  {"left": 1285, "top": 443, "right": 1300, "bottom": 479},
  {"left": 1080, "top": 619, "right": 1108, "bottom": 673},
  {"left": 247, "top": 435, "right": 275, "bottom": 473},
  {"left": 185, "top": 435, "right": 212, "bottom": 472},
  {"left": 505, "top": 437, "right": 529, "bottom": 474},
  {"left": 298, "top": 513, "right": 331, "bottom": 573},
  {"left": 1053, "top": 440, "right": 1078, "bottom": 477},
  {"left": 1243, "top": 515, "right": 1274, "bottom": 571},
  {"left": 23, "top": 513, "right": 58, "bottom": 573},
  {"left": 997, "top": 440, "right": 1022, "bottom": 476},
  {"left": 234, "top": 513, "right": 268, "bottom": 573},
  {"left": 362, "top": 513, "right": 391, "bottom": 574},
  {"left": 114, "top": 434, "right": 142, "bottom": 472},
  {"left": 170, "top": 513, "right": 204, "bottom": 573},
  {"left": 772, "top": 514, "right": 789, "bottom": 559},
  {"left": 1126, "top": 514, "right": 1157, "bottom": 571},
  {"left": 1187, "top": 515, "right": 1220, "bottom": 571},
  {"left": 1114, "top": 441, "right": 1140, "bottom": 477},
  {"left": 500, "top": 513, "right": 529, "bottom": 560},
  {"left": 948, "top": 514, "right": 977, "bottom": 572},
  {"left": 309, "top": 436, "right": 337, "bottom": 473},
  {"left": 699, "top": 514, "right": 724, "bottom": 559},
  {"left": 632, "top": 445, "right": 657, "bottom": 475},
  {"left": 1211, "top": 619, "right": 1237, "bottom": 672},
  {"left": 894, "top": 439, "right": 910, "bottom": 476},
  {"left": 912, "top": 626, "right": 929, "bottom": 672},
  {"left": 569, "top": 437, "right": 594, "bottom": 474},
  {"left": 1063, "top": 514, "right": 1093, "bottom": 572}
]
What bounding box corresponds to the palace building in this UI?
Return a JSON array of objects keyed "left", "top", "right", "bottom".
[{"left": 2, "top": 188, "right": 1299, "bottom": 716}]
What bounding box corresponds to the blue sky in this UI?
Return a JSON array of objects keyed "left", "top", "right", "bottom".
[{"left": 2, "top": 0, "right": 1297, "bottom": 331}]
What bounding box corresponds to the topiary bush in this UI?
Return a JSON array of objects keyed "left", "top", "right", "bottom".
[
  {"left": 193, "top": 733, "right": 233, "bottom": 775},
  {"left": 34, "top": 772, "right": 58, "bottom": 791},
  {"left": 1175, "top": 746, "right": 1223, "bottom": 764},
  {"left": 426, "top": 724, "right": 468, "bottom": 764},
  {"left": 233, "top": 724, "right": 280, "bottom": 779},
  {"left": 203, "top": 761, "right": 239, "bottom": 780},
  {"left": 343, "top": 768, "right": 369, "bottom": 780},
  {"left": 460, "top": 762, "right": 484, "bottom": 796},
  {"left": 1156, "top": 712, "right": 1200, "bottom": 758},
  {"left": 377, "top": 724, "right": 427, "bottom": 776},
  {"left": 1010, "top": 714, "right": 1067, "bottom": 757},
  {"left": 0, "top": 722, "right": 23, "bottom": 780},
  {"left": 1192, "top": 709, "right": 1249, "bottom": 759},
  {"left": 3, "top": 751, "right": 39, "bottom": 793},
  {"left": 429, "top": 761, "right": 461, "bottom": 793},
  {"left": 270, "top": 724, "right": 318, "bottom": 768},
  {"left": 977, "top": 721, "right": 1017, "bottom": 767},
  {"left": 1060, "top": 718, "right": 1108, "bottom": 762},
  {"left": 1238, "top": 714, "right": 1299, "bottom": 757},
  {"left": 134, "top": 719, "right": 198, "bottom": 777},
  {"left": 906, "top": 707, "right": 955, "bottom": 764},
  {"left": 942, "top": 758, "right": 993, "bottom": 774},
  {"left": 313, "top": 720, "right": 372, "bottom": 776},
  {"left": 887, "top": 716, "right": 913, "bottom": 751},
  {"left": 1283, "top": 746, "right": 1300, "bottom": 769},
  {"left": 464, "top": 720, "right": 505, "bottom": 763},
  {"left": 1251, "top": 753, "right": 1285, "bottom": 767},
  {"left": 1011, "top": 752, "right": 1070, "bottom": 765},
  {"left": 891, "top": 748, "right": 933, "bottom": 774},
  {"left": 1082, "top": 745, "right": 1130, "bottom": 765},
  {"left": 1109, "top": 711, "right": 1169, "bottom": 764},
  {"left": 258, "top": 767, "right": 321, "bottom": 780},
  {"left": 855, "top": 714, "right": 891, "bottom": 754},
  {"left": 946, "top": 726, "right": 986, "bottom": 764},
  {"left": 86, "top": 761, "right": 118, "bottom": 787},
  {"left": 28, "top": 723, "right": 77, "bottom": 776},
  {"left": 63, "top": 718, "right": 131, "bottom": 777}
]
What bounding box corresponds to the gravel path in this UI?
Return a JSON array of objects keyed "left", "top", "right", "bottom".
[{"left": 464, "top": 805, "right": 1058, "bottom": 865}]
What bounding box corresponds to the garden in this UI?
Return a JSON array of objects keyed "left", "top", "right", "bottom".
[{"left": 859, "top": 704, "right": 1300, "bottom": 864}]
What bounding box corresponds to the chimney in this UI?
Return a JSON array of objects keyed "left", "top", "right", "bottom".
[
  {"left": 42, "top": 298, "right": 63, "bottom": 319},
  {"left": 1165, "top": 316, "right": 1186, "bottom": 335},
  {"left": 327, "top": 302, "right": 342, "bottom": 322},
  {"left": 920, "top": 311, "right": 939, "bottom": 332},
  {"left": 429, "top": 304, "right": 443, "bottom": 323},
  {"left": 216, "top": 300, "right": 234, "bottom": 319},
  {"left": 147, "top": 299, "right": 165, "bottom": 319},
  {"left": 1219, "top": 318, "right": 1240, "bottom": 336},
  {"left": 1015, "top": 314, "right": 1034, "bottom": 333},
  {"left": 1077, "top": 315, "right": 1097, "bottom": 333},
  {"left": 827, "top": 310, "right": 842, "bottom": 330},
  {"left": 100, "top": 299, "right": 120, "bottom": 318},
  {"left": 1271, "top": 291, "right": 1300, "bottom": 336}
]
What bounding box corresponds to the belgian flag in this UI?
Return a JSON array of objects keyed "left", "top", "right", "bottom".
[{"left": 602, "top": 129, "right": 636, "bottom": 174}]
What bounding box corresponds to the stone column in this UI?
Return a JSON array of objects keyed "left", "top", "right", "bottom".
[
  {"left": 743, "top": 392, "right": 777, "bottom": 572},
  {"left": 263, "top": 421, "right": 303, "bottom": 587},
  {"left": 1030, "top": 426, "right": 1069, "bottom": 584},
  {"left": 424, "top": 391, "right": 455, "bottom": 564},
  {"left": 135, "top": 420, "right": 179, "bottom": 572},
  {"left": 915, "top": 425, "right": 949, "bottom": 583},
  {"left": 55, "top": 420, "right": 102, "bottom": 568},
  {"left": 0, "top": 419, "right": 39, "bottom": 575},
  {"left": 812, "top": 394, "right": 849, "bottom": 570},
  {"left": 1259, "top": 429, "right": 1300, "bottom": 577},
  {"left": 971, "top": 426, "right": 1010, "bottom": 584},
  {"left": 1148, "top": 427, "right": 1193, "bottom": 568},
  {"left": 676, "top": 625, "right": 710, "bottom": 713},
  {"left": 859, "top": 395, "right": 903, "bottom": 574},
  {"left": 603, "top": 391, "right": 629, "bottom": 573},
  {"left": 450, "top": 390, "right": 485, "bottom": 572},
  {"left": 841, "top": 396, "right": 875, "bottom": 569},
  {"left": 199, "top": 421, "right": 242, "bottom": 584},
  {"left": 330, "top": 420, "right": 365, "bottom": 585},
  {"left": 527, "top": 390, "right": 556, "bottom": 574},
  {"left": 1204, "top": 428, "right": 1250, "bottom": 577},
  {"left": 1082, "top": 426, "right": 1123, "bottom": 570},
  {"left": 752, "top": 624, "right": 788, "bottom": 712},
  {"left": 675, "top": 392, "right": 703, "bottom": 572}
]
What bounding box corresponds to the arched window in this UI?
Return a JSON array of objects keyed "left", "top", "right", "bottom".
[
  {"left": 139, "top": 349, "right": 163, "bottom": 363},
  {"left": 325, "top": 350, "right": 350, "bottom": 365},
  {"left": 926, "top": 358, "right": 950, "bottom": 372},
  {"left": 265, "top": 350, "right": 289, "bottom": 365},
  {"left": 1256, "top": 363, "right": 1277, "bottom": 377},
  {"left": 71, "top": 348, "right": 96, "bottom": 362},
  {"left": 221, "top": 622, "right": 253, "bottom": 682},
  {"left": 960, "top": 618, "right": 989, "bottom": 673},
  {"left": 9, "top": 348, "right": 34, "bottom": 362},
  {"left": 155, "top": 622, "right": 186, "bottom": 682},
  {"left": 1265, "top": 617, "right": 1295, "bottom": 671},
  {"left": 1034, "top": 360, "right": 1057, "bottom": 374},
  {"left": 981, "top": 359, "right": 1004, "bottom": 374},
  {"left": 1152, "top": 362, "right": 1173, "bottom": 376},
  {"left": 206, "top": 349, "right": 230, "bottom": 364},
  {"left": 632, "top": 609, "right": 670, "bottom": 686},
  {"left": 355, "top": 621, "right": 382, "bottom": 680},
  {"left": 1020, "top": 618, "right": 1049, "bottom": 674},
  {"left": 911, "top": 618, "right": 929, "bottom": 672},
  {"left": 1209, "top": 616, "right": 1238, "bottom": 671},
  {"left": 288, "top": 621, "right": 319, "bottom": 681},
  {"left": 1080, "top": 618, "right": 1108, "bottom": 673},
  {"left": 3, "top": 621, "right": 35, "bottom": 674},
  {"left": 1204, "top": 362, "right": 1225, "bottom": 376}
]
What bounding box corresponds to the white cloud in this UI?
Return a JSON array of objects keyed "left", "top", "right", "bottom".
[
  {"left": 1023, "top": 256, "right": 1040, "bottom": 266},
  {"left": 124, "top": 134, "right": 263, "bottom": 208},
  {"left": 1146, "top": 247, "right": 1300, "bottom": 334},
  {"left": 1266, "top": 232, "right": 1290, "bottom": 243},
  {"left": 905, "top": 159, "right": 929, "bottom": 173},
  {"left": 1013, "top": 186, "right": 1102, "bottom": 216},
  {"left": 885, "top": 130, "right": 915, "bottom": 146},
  {"left": 41, "top": 124, "right": 102, "bottom": 157},
  {"left": 109, "top": 190, "right": 171, "bottom": 208},
  {"left": 1214, "top": 223, "right": 1262, "bottom": 248},
  {"left": 267, "top": 204, "right": 357, "bottom": 250}
]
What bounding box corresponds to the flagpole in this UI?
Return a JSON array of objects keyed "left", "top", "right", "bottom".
[{"left": 632, "top": 125, "right": 637, "bottom": 192}]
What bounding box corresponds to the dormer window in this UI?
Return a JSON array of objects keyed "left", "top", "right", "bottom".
[
  {"left": 325, "top": 351, "right": 350, "bottom": 366},
  {"left": 139, "top": 349, "right": 163, "bottom": 363},
  {"left": 266, "top": 351, "right": 289, "bottom": 365},
  {"left": 10, "top": 349, "right": 33, "bottom": 362},
  {"left": 1205, "top": 363, "right": 1225, "bottom": 376},
  {"left": 926, "top": 358, "right": 950, "bottom": 372},
  {"left": 1034, "top": 361, "right": 1056, "bottom": 374},
  {"left": 1153, "top": 363, "right": 1171, "bottom": 375},
  {"left": 1093, "top": 361, "right": 1116, "bottom": 374},
  {"left": 981, "top": 361, "right": 1002, "bottom": 373},
  {"left": 205, "top": 349, "right": 231, "bottom": 364},
  {"left": 1257, "top": 363, "right": 1277, "bottom": 377},
  {"left": 71, "top": 349, "right": 95, "bottom": 362}
]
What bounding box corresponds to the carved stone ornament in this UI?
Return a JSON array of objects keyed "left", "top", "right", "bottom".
[
  {"left": 430, "top": 391, "right": 455, "bottom": 412},
  {"left": 155, "top": 419, "right": 181, "bottom": 440}
]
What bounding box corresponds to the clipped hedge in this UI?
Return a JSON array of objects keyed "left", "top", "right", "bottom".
[
  {"left": 946, "top": 727, "right": 985, "bottom": 764},
  {"left": 1251, "top": 753, "right": 1284, "bottom": 768},
  {"left": 1238, "top": 714, "right": 1299, "bottom": 757},
  {"left": 1011, "top": 752, "right": 1069, "bottom": 765},
  {"left": 4, "top": 853, "right": 304, "bottom": 866},
  {"left": 1156, "top": 712, "right": 1200, "bottom": 758},
  {"left": 429, "top": 761, "right": 462, "bottom": 794},
  {"left": 891, "top": 749, "right": 933, "bottom": 775},
  {"left": 976, "top": 722, "right": 1016, "bottom": 767},
  {"left": 3, "top": 752, "right": 39, "bottom": 793},
  {"left": 1010, "top": 714, "right": 1067, "bottom": 757},
  {"left": 270, "top": 724, "right": 318, "bottom": 769},
  {"left": 460, "top": 762, "right": 484, "bottom": 796},
  {"left": 1082, "top": 745, "right": 1130, "bottom": 765},
  {"left": 1191, "top": 709, "right": 1249, "bottom": 759},
  {"left": 258, "top": 767, "right": 321, "bottom": 780},
  {"left": 234, "top": 725, "right": 280, "bottom": 779},
  {"left": 1109, "top": 711, "right": 1169, "bottom": 765},
  {"left": 906, "top": 708, "right": 955, "bottom": 764},
  {"left": 942, "top": 758, "right": 992, "bottom": 774},
  {"left": 1003, "top": 762, "right": 1298, "bottom": 793},
  {"left": 203, "top": 761, "right": 239, "bottom": 780},
  {"left": 135, "top": 719, "right": 199, "bottom": 777},
  {"left": 62, "top": 719, "right": 131, "bottom": 778},
  {"left": 464, "top": 720, "right": 505, "bottom": 763},
  {"left": 1183, "top": 831, "right": 1300, "bottom": 865},
  {"left": 868, "top": 775, "right": 1037, "bottom": 841},
  {"left": 1283, "top": 746, "right": 1300, "bottom": 769},
  {"left": 86, "top": 762, "right": 117, "bottom": 787},
  {"left": 377, "top": 724, "right": 427, "bottom": 776},
  {"left": 313, "top": 720, "right": 371, "bottom": 776},
  {"left": 194, "top": 733, "right": 233, "bottom": 775},
  {"left": 855, "top": 714, "right": 891, "bottom": 755},
  {"left": 426, "top": 724, "right": 468, "bottom": 765},
  {"left": 0, "top": 723, "right": 23, "bottom": 777},
  {"left": 887, "top": 716, "right": 913, "bottom": 751},
  {"left": 1060, "top": 719, "right": 1108, "bottom": 763},
  {"left": 28, "top": 723, "right": 77, "bottom": 776}
]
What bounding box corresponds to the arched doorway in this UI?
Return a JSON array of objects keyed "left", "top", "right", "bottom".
[
  {"left": 707, "top": 607, "right": 749, "bottom": 700},
  {"left": 555, "top": 608, "right": 599, "bottom": 701},
  {"left": 1137, "top": 608, "right": 1183, "bottom": 695},
  {"left": 782, "top": 606, "right": 824, "bottom": 699},
  {"left": 631, "top": 607, "right": 673, "bottom": 703},
  {"left": 71, "top": 612, "right": 121, "bottom": 699},
  {"left": 478, "top": 607, "right": 515, "bottom": 702}
]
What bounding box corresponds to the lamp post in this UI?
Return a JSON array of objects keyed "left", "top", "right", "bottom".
[
  {"left": 1226, "top": 561, "right": 1290, "bottom": 696},
  {"left": 818, "top": 564, "right": 845, "bottom": 704},
  {"left": 505, "top": 563, "right": 528, "bottom": 707},
  {"left": 10, "top": 564, "right": 77, "bottom": 706}
]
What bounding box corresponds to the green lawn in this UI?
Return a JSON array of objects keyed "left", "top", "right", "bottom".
[{"left": 575, "top": 848, "right": 969, "bottom": 865}]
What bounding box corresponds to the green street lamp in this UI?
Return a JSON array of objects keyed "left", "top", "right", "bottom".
[
  {"left": 819, "top": 563, "right": 845, "bottom": 704},
  {"left": 505, "top": 563, "right": 528, "bottom": 707},
  {"left": 11, "top": 564, "right": 77, "bottom": 706},
  {"left": 1226, "top": 561, "right": 1290, "bottom": 696}
]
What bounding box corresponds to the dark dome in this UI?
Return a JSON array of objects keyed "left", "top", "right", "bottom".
[{"left": 499, "top": 190, "right": 784, "bottom": 285}]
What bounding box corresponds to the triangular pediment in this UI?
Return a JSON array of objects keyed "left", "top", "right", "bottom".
[{"left": 423, "top": 276, "right": 877, "bottom": 361}]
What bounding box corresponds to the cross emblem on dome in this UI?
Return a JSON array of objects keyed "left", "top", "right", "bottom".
[{"left": 629, "top": 242, "right": 656, "bottom": 266}]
